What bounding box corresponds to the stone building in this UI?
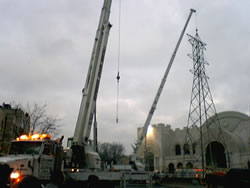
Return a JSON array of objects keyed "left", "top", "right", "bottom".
[
  {"left": 137, "top": 111, "right": 250, "bottom": 172},
  {"left": 0, "top": 103, "right": 30, "bottom": 154}
]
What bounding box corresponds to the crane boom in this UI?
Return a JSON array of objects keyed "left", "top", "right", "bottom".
[
  {"left": 131, "top": 9, "right": 196, "bottom": 162},
  {"left": 73, "top": 0, "right": 112, "bottom": 146}
]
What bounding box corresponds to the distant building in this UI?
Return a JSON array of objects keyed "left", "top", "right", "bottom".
[
  {"left": 0, "top": 103, "right": 30, "bottom": 155},
  {"left": 137, "top": 111, "right": 250, "bottom": 172}
]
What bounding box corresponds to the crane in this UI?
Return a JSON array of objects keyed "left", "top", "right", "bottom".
[
  {"left": 70, "top": 0, "right": 112, "bottom": 169},
  {"left": 130, "top": 9, "right": 196, "bottom": 169}
]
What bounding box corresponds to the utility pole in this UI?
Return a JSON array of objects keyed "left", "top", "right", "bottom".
[{"left": 184, "top": 29, "right": 229, "bottom": 177}]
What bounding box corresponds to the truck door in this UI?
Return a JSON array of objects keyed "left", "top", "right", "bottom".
[{"left": 39, "top": 143, "right": 55, "bottom": 180}]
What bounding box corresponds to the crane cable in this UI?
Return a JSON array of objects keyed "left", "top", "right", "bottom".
[
  {"left": 116, "top": 0, "right": 121, "bottom": 123},
  {"left": 195, "top": 10, "right": 198, "bottom": 32}
]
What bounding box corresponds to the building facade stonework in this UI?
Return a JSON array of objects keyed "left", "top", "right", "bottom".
[
  {"left": 137, "top": 111, "right": 250, "bottom": 172},
  {"left": 0, "top": 103, "right": 30, "bottom": 155}
]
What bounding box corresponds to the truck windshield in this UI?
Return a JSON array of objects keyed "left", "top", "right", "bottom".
[{"left": 9, "top": 142, "right": 42, "bottom": 155}]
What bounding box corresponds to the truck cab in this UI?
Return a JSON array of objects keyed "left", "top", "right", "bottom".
[{"left": 0, "top": 134, "right": 61, "bottom": 184}]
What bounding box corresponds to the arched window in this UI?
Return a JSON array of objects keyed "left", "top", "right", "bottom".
[
  {"left": 145, "top": 152, "right": 154, "bottom": 171},
  {"left": 206, "top": 141, "right": 227, "bottom": 168},
  {"left": 192, "top": 143, "right": 196, "bottom": 154},
  {"left": 186, "top": 162, "right": 193, "bottom": 168},
  {"left": 177, "top": 162, "right": 183, "bottom": 169},
  {"left": 168, "top": 163, "right": 175, "bottom": 173},
  {"left": 175, "top": 144, "right": 181, "bottom": 155},
  {"left": 0, "top": 120, "right": 3, "bottom": 132},
  {"left": 183, "top": 144, "right": 190, "bottom": 155}
]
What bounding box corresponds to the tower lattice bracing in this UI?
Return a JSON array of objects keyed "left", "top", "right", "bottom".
[{"left": 184, "top": 30, "right": 229, "bottom": 171}]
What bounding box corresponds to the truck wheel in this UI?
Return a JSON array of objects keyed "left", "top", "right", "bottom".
[{"left": 87, "top": 176, "right": 99, "bottom": 188}]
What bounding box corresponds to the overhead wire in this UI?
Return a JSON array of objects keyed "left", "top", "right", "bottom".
[
  {"left": 116, "top": 0, "right": 121, "bottom": 123},
  {"left": 195, "top": 10, "right": 198, "bottom": 32}
]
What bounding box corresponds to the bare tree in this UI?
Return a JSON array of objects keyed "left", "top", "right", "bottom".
[
  {"left": 98, "top": 142, "right": 112, "bottom": 162},
  {"left": 11, "top": 102, "right": 62, "bottom": 137},
  {"left": 98, "top": 142, "right": 125, "bottom": 164},
  {"left": 110, "top": 142, "right": 125, "bottom": 164},
  {"left": 26, "top": 103, "right": 62, "bottom": 137}
]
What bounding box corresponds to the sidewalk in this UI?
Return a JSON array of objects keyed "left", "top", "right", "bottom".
[
  {"left": 166, "top": 183, "right": 205, "bottom": 188},
  {"left": 164, "top": 180, "right": 206, "bottom": 188}
]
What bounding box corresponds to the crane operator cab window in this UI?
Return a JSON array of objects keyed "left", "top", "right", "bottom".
[{"left": 67, "top": 137, "right": 73, "bottom": 149}]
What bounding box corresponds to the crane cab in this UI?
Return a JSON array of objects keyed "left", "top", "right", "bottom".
[{"left": 64, "top": 137, "right": 101, "bottom": 170}]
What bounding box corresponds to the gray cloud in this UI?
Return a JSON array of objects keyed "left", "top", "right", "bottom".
[{"left": 0, "top": 0, "right": 249, "bottom": 154}]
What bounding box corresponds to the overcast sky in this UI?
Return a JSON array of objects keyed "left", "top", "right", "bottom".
[{"left": 0, "top": 0, "right": 249, "bottom": 154}]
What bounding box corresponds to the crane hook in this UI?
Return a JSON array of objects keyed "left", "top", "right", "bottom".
[{"left": 116, "top": 72, "right": 120, "bottom": 82}]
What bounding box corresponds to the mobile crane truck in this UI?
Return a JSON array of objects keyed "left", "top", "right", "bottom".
[
  {"left": 62, "top": 0, "right": 151, "bottom": 186},
  {"left": 0, "top": 0, "right": 151, "bottom": 187},
  {"left": 0, "top": 0, "right": 112, "bottom": 186}
]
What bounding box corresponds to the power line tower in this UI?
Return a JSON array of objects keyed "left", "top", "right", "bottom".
[{"left": 184, "top": 29, "right": 228, "bottom": 174}]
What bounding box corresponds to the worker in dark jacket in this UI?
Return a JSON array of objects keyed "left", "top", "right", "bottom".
[{"left": 0, "top": 164, "right": 12, "bottom": 188}]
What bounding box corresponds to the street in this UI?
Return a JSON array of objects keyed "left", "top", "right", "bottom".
[{"left": 126, "top": 182, "right": 205, "bottom": 188}]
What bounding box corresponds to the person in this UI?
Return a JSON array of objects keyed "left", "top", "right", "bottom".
[{"left": 0, "top": 164, "right": 12, "bottom": 188}]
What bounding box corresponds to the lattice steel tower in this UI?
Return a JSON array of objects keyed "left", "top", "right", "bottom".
[{"left": 184, "top": 29, "right": 228, "bottom": 172}]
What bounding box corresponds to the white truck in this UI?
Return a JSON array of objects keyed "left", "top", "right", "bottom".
[
  {"left": 0, "top": 134, "right": 151, "bottom": 187},
  {"left": 0, "top": 134, "right": 64, "bottom": 185}
]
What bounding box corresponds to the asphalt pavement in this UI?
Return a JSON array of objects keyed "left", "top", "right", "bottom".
[{"left": 126, "top": 182, "right": 205, "bottom": 188}]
